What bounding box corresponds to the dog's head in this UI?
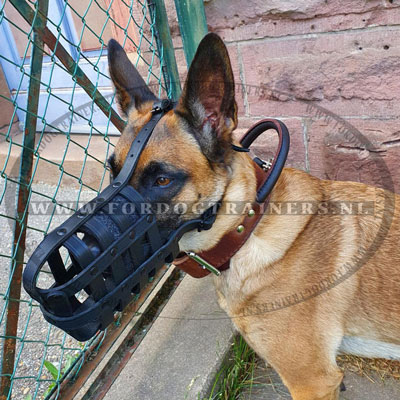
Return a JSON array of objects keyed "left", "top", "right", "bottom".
[{"left": 107, "top": 33, "right": 239, "bottom": 234}]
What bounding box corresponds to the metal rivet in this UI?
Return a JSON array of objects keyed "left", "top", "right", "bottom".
[
  {"left": 57, "top": 228, "right": 67, "bottom": 236},
  {"left": 112, "top": 181, "right": 121, "bottom": 188},
  {"left": 129, "top": 230, "right": 135, "bottom": 239},
  {"left": 110, "top": 248, "right": 117, "bottom": 256},
  {"left": 248, "top": 209, "right": 255, "bottom": 217},
  {"left": 237, "top": 225, "right": 245, "bottom": 233}
]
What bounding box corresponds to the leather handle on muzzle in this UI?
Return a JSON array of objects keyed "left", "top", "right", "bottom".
[{"left": 240, "top": 119, "right": 290, "bottom": 203}]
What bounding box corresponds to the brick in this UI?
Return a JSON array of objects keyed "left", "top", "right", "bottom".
[
  {"left": 173, "top": 47, "right": 188, "bottom": 85},
  {"left": 307, "top": 119, "right": 400, "bottom": 193},
  {"left": 241, "top": 29, "right": 400, "bottom": 99},
  {"left": 205, "top": 0, "right": 385, "bottom": 23},
  {"left": 164, "top": 1, "right": 400, "bottom": 45},
  {"left": 212, "top": 10, "right": 400, "bottom": 44},
  {"left": 156, "top": 0, "right": 400, "bottom": 192},
  {"left": 246, "top": 98, "right": 400, "bottom": 120},
  {"left": 164, "top": 2, "right": 400, "bottom": 122},
  {"left": 202, "top": 0, "right": 400, "bottom": 42},
  {"left": 228, "top": 95, "right": 400, "bottom": 121},
  {"left": 237, "top": 28, "right": 400, "bottom": 120}
]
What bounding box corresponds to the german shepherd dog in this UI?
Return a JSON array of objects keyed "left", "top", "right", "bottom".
[{"left": 107, "top": 33, "right": 400, "bottom": 400}]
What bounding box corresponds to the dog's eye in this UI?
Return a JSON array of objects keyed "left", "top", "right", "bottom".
[{"left": 155, "top": 177, "right": 171, "bottom": 187}]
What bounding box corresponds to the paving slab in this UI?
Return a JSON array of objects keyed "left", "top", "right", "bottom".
[
  {"left": 103, "top": 274, "right": 234, "bottom": 400},
  {"left": 0, "top": 132, "right": 118, "bottom": 187}
]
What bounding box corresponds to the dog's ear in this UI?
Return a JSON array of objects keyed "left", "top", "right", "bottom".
[
  {"left": 176, "top": 33, "right": 237, "bottom": 163},
  {"left": 108, "top": 39, "right": 157, "bottom": 116}
]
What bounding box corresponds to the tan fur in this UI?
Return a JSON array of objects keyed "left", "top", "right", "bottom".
[{"left": 202, "top": 153, "right": 400, "bottom": 400}]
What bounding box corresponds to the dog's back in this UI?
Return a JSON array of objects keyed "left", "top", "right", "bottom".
[{"left": 215, "top": 167, "right": 400, "bottom": 399}]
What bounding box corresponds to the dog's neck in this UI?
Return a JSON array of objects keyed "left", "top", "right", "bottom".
[{"left": 179, "top": 149, "right": 257, "bottom": 253}]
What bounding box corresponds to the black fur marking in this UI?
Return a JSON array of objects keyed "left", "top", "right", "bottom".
[
  {"left": 134, "top": 161, "right": 189, "bottom": 232},
  {"left": 107, "top": 153, "right": 118, "bottom": 180},
  {"left": 138, "top": 161, "right": 188, "bottom": 203}
]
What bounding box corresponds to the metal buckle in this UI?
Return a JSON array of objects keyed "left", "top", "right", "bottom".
[
  {"left": 253, "top": 156, "right": 273, "bottom": 172},
  {"left": 186, "top": 252, "right": 221, "bottom": 276},
  {"left": 151, "top": 99, "right": 172, "bottom": 114},
  {"left": 261, "top": 158, "right": 273, "bottom": 171}
]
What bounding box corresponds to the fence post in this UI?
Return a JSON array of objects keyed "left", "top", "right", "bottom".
[
  {"left": 173, "top": 0, "right": 208, "bottom": 68},
  {"left": 0, "top": 1, "right": 49, "bottom": 398},
  {"left": 148, "top": 0, "right": 182, "bottom": 101}
]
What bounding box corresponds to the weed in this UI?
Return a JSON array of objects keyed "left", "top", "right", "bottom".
[
  {"left": 43, "top": 354, "right": 76, "bottom": 397},
  {"left": 204, "top": 335, "right": 256, "bottom": 400}
]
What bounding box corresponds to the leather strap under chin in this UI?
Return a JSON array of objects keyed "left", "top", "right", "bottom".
[{"left": 173, "top": 162, "right": 270, "bottom": 278}]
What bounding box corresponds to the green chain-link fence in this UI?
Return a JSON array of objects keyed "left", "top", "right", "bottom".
[{"left": 0, "top": 0, "right": 187, "bottom": 398}]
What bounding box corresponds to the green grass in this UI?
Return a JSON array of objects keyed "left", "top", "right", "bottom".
[
  {"left": 204, "top": 335, "right": 257, "bottom": 400},
  {"left": 43, "top": 354, "right": 77, "bottom": 397}
]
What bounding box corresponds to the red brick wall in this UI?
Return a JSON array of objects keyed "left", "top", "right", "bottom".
[{"left": 167, "top": 0, "right": 400, "bottom": 193}]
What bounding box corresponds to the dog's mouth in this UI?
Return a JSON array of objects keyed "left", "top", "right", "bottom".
[{"left": 148, "top": 197, "right": 222, "bottom": 235}]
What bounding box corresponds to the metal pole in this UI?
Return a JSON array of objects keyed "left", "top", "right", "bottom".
[
  {"left": 173, "top": 0, "right": 208, "bottom": 68},
  {"left": 0, "top": 1, "right": 49, "bottom": 398},
  {"left": 148, "top": 0, "right": 182, "bottom": 101}
]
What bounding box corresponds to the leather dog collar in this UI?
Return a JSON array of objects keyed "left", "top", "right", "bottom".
[
  {"left": 174, "top": 163, "right": 269, "bottom": 277},
  {"left": 173, "top": 118, "right": 290, "bottom": 278}
]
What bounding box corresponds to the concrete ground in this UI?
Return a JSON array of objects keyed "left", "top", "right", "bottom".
[
  {"left": 97, "top": 272, "right": 400, "bottom": 400},
  {"left": 103, "top": 274, "right": 234, "bottom": 400},
  {"left": 0, "top": 179, "right": 96, "bottom": 399},
  {"left": 0, "top": 132, "right": 112, "bottom": 398},
  {"left": 241, "top": 357, "right": 400, "bottom": 400}
]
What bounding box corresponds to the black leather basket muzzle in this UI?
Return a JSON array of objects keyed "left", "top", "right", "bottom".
[
  {"left": 23, "top": 100, "right": 215, "bottom": 341},
  {"left": 30, "top": 188, "right": 164, "bottom": 341}
]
